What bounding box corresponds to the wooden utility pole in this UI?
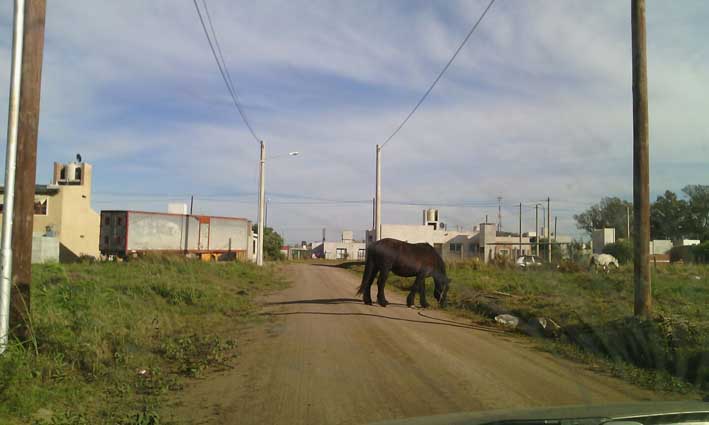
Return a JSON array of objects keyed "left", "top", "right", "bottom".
[
  {"left": 189, "top": 195, "right": 194, "bottom": 214},
  {"left": 632, "top": 0, "right": 651, "bottom": 317},
  {"left": 10, "top": 0, "right": 46, "bottom": 342},
  {"left": 554, "top": 216, "right": 557, "bottom": 243}
]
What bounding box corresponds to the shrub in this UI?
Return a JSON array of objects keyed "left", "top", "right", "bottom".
[
  {"left": 603, "top": 240, "right": 633, "bottom": 264},
  {"left": 557, "top": 259, "right": 582, "bottom": 273},
  {"left": 692, "top": 241, "right": 709, "bottom": 264},
  {"left": 669, "top": 245, "right": 695, "bottom": 263}
]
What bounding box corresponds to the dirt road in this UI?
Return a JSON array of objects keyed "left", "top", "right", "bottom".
[{"left": 169, "top": 263, "right": 658, "bottom": 424}]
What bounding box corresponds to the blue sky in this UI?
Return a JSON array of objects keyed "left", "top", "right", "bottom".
[{"left": 0, "top": 1, "right": 707, "bottom": 243}]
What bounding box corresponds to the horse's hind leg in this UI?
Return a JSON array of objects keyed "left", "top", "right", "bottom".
[
  {"left": 376, "top": 267, "right": 390, "bottom": 307},
  {"left": 362, "top": 266, "right": 378, "bottom": 305}
]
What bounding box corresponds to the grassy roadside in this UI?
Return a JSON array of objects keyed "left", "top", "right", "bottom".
[
  {"left": 340, "top": 259, "right": 709, "bottom": 396},
  {"left": 0, "top": 255, "right": 287, "bottom": 425}
]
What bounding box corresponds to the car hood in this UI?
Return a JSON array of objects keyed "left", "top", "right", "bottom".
[{"left": 367, "top": 401, "right": 709, "bottom": 425}]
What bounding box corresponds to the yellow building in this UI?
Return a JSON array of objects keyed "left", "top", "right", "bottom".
[{"left": 0, "top": 161, "right": 100, "bottom": 262}]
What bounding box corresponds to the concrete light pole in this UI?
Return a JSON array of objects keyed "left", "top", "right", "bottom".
[
  {"left": 1, "top": 0, "right": 26, "bottom": 355},
  {"left": 375, "top": 144, "right": 382, "bottom": 241},
  {"left": 547, "top": 197, "right": 551, "bottom": 263},
  {"left": 518, "top": 203, "right": 522, "bottom": 256},
  {"left": 535, "top": 204, "right": 540, "bottom": 256},
  {"left": 257, "top": 141, "right": 266, "bottom": 266},
  {"left": 256, "top": 149, "right": 299, "bottom": 266}
]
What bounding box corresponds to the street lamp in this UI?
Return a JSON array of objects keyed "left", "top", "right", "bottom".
[
  {"left": 256, "top": 146, "right": 300, "bottom": 266},
  {"left": 268, "top": 151, "right": 299, "bottom": 160}
]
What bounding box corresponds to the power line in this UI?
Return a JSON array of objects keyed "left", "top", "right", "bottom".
[
  {"left": 380, "top": 0, "right": 496, "bottom": 148},
  {"left": 201, "top": 0, "right": 246, "bottom": 106},
  {"left": 94, "top": 190, "right": 560, "bottom": 210},
  {"left": 193, "top": 0, "right": 260, "bottom": 143}
]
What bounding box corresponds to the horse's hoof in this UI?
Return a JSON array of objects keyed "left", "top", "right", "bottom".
[
  {"left": 420, "top": 303, "right": 430, "bottom": 309},
  {"left": 364, "top": 300, "right": 373, "bottom": 305}
]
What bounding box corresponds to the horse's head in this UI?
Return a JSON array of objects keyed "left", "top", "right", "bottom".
[{"left": 434, "top": 275, "right": 450, "bottom": 307}]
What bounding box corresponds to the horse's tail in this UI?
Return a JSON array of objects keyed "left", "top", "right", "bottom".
[{"left": 357, "top": 247, "right": 375, "bottom": 295}]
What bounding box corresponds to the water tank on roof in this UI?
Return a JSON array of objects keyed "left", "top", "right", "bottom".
[
  {"left": 64, "top": 162, "right": 79, "bottom": 183},
  {"left": 426, "top": 208, "right": 439, "bottom": 223}
]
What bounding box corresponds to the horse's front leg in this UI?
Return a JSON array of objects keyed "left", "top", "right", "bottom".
[
  {"left": 376, "top": 267, "right": 390, "bottom": 307},
  {"left": 407, "top": 274, "right": 424, "bottom": 308},
  {"left": 417, "top": 273, "right": 429, "bottom": 308},
  {"left": 406, "top": 281, "right": 416, "bottom": 307}
]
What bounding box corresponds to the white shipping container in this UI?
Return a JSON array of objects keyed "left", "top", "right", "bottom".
[{"left": 100, "top": 210, "right": 251, "bottom": 257}]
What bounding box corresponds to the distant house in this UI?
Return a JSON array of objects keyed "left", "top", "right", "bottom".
[
  {"left": 312, "top": 231, "right": 366, "bottom": 260},
  {"left": 366, "top": 208, "right": 534, "bottom": 263},
  {"left": 0, "top": 161, "right": 100, "bottom": 262}
]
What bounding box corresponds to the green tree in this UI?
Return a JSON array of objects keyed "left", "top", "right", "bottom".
[
  {"left": 602, "top": 240, "right": 633, "bottom": 264},
  {"left": 252, "top": 225, "right": 285, "bottom": 261},
  {"left": 650, "top": 190, "right": 690, "bottom": 240},
  {"left": 682, "top": 185, "right": 709, "bottom": 240},
  {"left": 574, "top": 197, "right": 632, "bottom": 236}
]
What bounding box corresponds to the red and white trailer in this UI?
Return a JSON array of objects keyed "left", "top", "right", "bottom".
[{"left": 99, "top": 210, "right": 253, "bottom": 261}]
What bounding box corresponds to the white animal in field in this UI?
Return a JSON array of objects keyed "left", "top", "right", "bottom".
[{"left": 589, "top": 253, "right": 620, "bottom": 272}]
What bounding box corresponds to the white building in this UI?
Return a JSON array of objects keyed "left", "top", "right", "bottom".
[
  {"left": 366, "top": 208, "right": 532, "bottom": 263},
  {"left": 313, "top": 231, "right": 366, "bottom": 260},
  {"left": 592, "top": 228, "right": 616, "bottom": 254}
]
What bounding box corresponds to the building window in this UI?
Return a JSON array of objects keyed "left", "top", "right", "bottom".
[
  {"left": 103, "top": 236, "right": 109, "bottom": 245},
  {"left": 1, "top": 200, "right": 47, "bottom": 215},
  {"left": 449, "top": 243, "right": 462, "bottom": 252},
  {"left": 104, "top": 217, "right": 110, "bottom": 226},
  {"left": 75, "top": 167, "right": 82, "bottom": 181},
  {"left": 60, "top": 168, "right": 66, "bottom": 180},
  {"left": 34, "top": 199, "right": 48, "bottom": 215},
  {"left": 117, "top": 217, "right": 123, "bottom": 226},
  {"left": 469, "top": 243, "right": 478, "bottom": 253},
  {"left": 336, "top": 248, "right": 348, "bottom": 259},
  {"left": 358, "top": 248, "right": 366, "bottom": 259},
  {"left": 499, "top": 249, "right": 509, "bottom": 256}
]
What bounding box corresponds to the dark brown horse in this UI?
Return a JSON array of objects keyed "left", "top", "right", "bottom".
[{"left": 356, "top": 238, "right": 450, "bottom": 308}]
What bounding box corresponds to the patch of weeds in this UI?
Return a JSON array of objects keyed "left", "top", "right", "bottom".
[
  {"left": 159, "top": 334, "right": 236, "bottom": 377},
  {"left": 119, "top": 406, "right": 160, "bottom": 425},
  {"left": 539, "top": 338, "right": 697, "bottom": 395},
  {"left": 134, "top": 367, "right": 182, "bottom": 396},
  {"left": 149, "top": 282, "right": 204, "bottom": 305},
  {"left": 31, "top": 411, "right": 89, "bottom": 425}
]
